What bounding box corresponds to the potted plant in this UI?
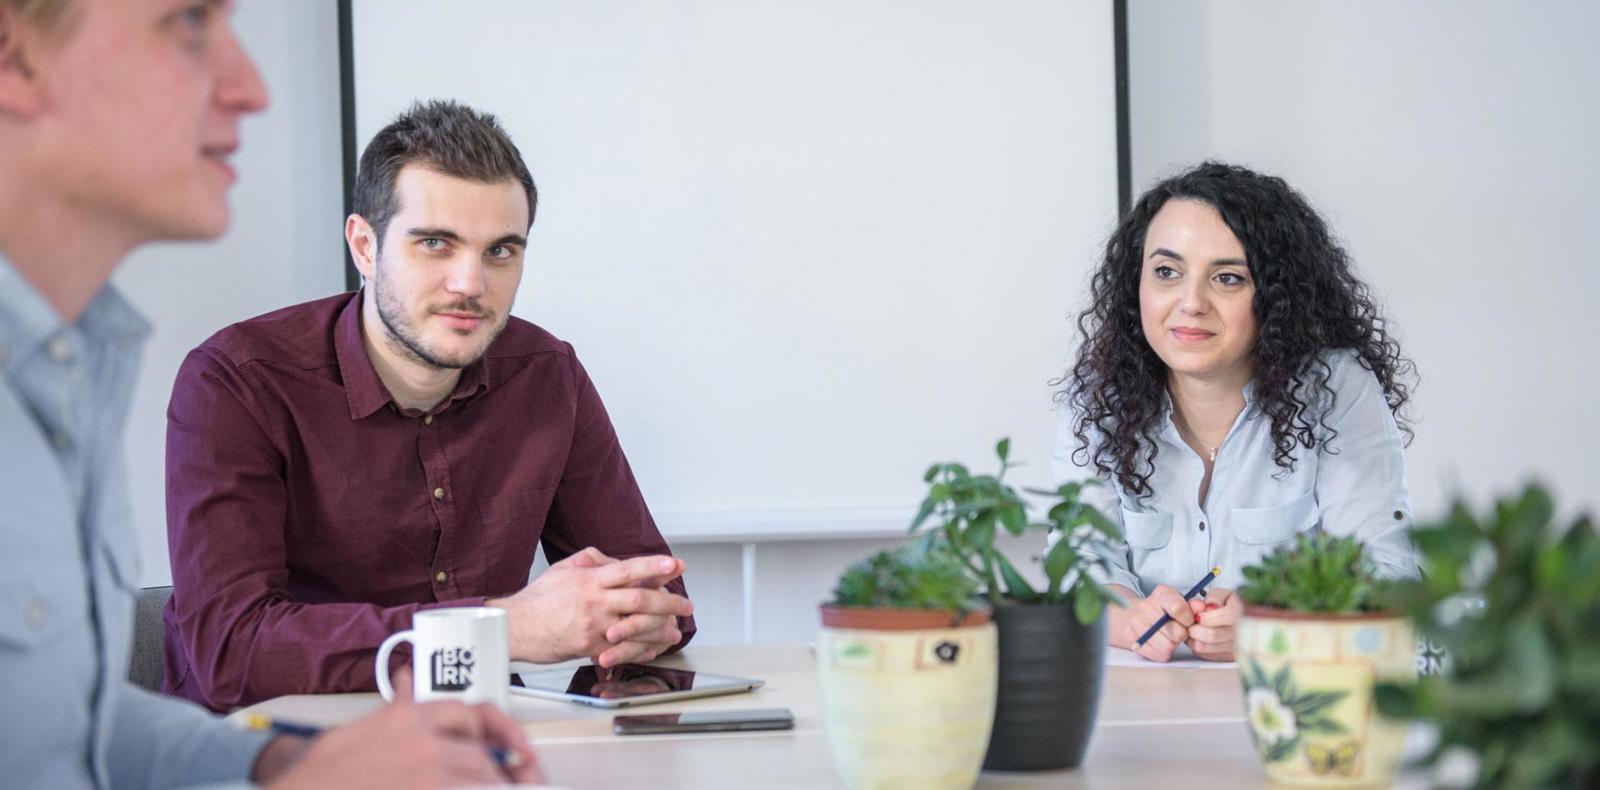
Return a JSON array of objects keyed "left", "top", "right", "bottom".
[
  {"left": 1234, "top": 532, "right": 1413, "bottom": 786},
  {"left": 817, "top": 538, "right": 997, "bottom": 790},
  {"left": 910, "top": 438, "right": 1124, "bottom": 771},
  {"left": 1375, "top": 483, "right": 1599, "bottom": 789}
]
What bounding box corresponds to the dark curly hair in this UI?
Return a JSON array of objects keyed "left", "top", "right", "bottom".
[{"left": 1062, "top": 161, "right": 1416, "bottom": 500}]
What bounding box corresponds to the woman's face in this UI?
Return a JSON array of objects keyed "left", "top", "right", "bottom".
[{"left": 1138, "top": 199, "right": 1258, "bottom": 383}]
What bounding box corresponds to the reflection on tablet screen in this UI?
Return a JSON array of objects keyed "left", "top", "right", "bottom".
[{"left": 566, "top": 664, "right": 700, "bottom": 700}]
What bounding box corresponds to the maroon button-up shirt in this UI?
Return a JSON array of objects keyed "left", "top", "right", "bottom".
[{"left": 161, "top": 291, "right": 692, "bottom": 711}]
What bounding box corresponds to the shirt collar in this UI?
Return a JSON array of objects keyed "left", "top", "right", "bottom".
[
  {"left": 1160, "top": 376, "right": 1260, "bottom": 416},
  {"left": 0, "top": 253, "right": 149, "bottom": 374},
  {"left": 332, "top": 289, "right": 491, "bottom": 420}
]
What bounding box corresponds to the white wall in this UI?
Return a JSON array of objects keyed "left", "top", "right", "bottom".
[
  {"left": 115, "top": 2, "right": 346, "bottom": 585},
  {"left": 350, "top": 0, "right": 1119, "bottom": 645},
  {"left": 352, "top": 0, "right": 1118, "bottom": 529},
  {"left": 1129, "top": 0, "right": 1600, "bottom": 520}
]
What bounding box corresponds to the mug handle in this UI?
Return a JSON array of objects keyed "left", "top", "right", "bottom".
[{"left": 375, "top": 629, "right": 416, "bottom": 702}]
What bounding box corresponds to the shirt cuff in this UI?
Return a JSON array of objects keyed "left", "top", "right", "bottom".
[{"left": 1090, "top": 563, "right": 1145, "bottom": 598}]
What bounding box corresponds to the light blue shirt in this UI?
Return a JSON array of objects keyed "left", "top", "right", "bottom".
[
  {"left": 0, "top": 255, "right": 270, "bottom": 789},
  {"left": 1053, "top": 349, "right": 1420, "bottom": 596}
]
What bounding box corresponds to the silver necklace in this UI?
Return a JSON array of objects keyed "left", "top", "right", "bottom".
[{"left": 1174, "top": 413, "right": 1219, "bottom": 463}]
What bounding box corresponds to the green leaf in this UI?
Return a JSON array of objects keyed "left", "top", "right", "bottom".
[
  {"left": 1072, "top": 581, "right": 1104, "bottom": 624},
  {"left": 1043, "top": 534, "right": 1077, "bottom": 597},
  {"left": 1373, "top": 681, "right": 1418, "bottom": 719},
  {"left": 1446, "top": 618, "right": 1557, "bottom": 715},
  {"left": 995, "top": 437, "right": 1010, "bottom": 463},
  {"left": 910, "top": 496, "right": 938, "bottom": 532},
  {"left": 993, "top": 552, "right": 1039, "bottom": 603},
  {"left": 922, "top": 464, "right": 941, "bottom": 483},
  {"left": 999, "top": 503, "right": 1027, "bottom": 536},
  {"left": 1047, "top": 500, "right": 1081, "bottom": 526},
  {"left": 966, "top": 511, "right": 996, "bottom": 552}
]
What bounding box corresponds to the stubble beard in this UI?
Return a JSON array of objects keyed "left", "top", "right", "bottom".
[{"left": 371, "top": 252, "right": 504, "bottom": 371}]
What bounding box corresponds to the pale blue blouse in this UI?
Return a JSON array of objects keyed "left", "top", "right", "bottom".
[{"left": 1052, "top": 349, "right": 1420, "bottom": 596}]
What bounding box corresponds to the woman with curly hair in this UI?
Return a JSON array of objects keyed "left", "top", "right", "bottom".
[{"left": 1052, "top": 161, "right": 1419, "bottom": 663}]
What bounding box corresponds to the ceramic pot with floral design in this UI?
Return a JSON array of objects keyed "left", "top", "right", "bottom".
[
  {"left": 1236, "top": 607, "right": 1416, "bottom": 787},
  {"left": 817, "top": 605, "right": 997, "bottom": 790}
]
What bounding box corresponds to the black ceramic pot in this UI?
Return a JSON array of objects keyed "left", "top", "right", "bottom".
[{"left": 981, "top": 601, "right": 1107, "bottom": 771}]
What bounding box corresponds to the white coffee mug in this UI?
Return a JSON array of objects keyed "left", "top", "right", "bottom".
[{"left": 376, "top": 607, "right": 510, "bottom": 709}]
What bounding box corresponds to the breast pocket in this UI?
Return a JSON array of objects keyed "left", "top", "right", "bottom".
[
  {"left": 1230, "top": 491, "right": 1320, "bottom": 565},
  {"left": 1120, "top": 508, "right": 1174, "bottom": 585}
]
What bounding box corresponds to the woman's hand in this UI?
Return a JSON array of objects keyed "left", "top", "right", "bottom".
[
  {"left": 1185, "top": 587, "right": 1242, "bottom": 661},
  {"left": 1107, "top": 583, "right": 1196, "bottom": 662}
]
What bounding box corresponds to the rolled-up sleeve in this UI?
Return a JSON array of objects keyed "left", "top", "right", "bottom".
[{"left": 1313, "top": 353, "right": 1421, "bottom": 580}]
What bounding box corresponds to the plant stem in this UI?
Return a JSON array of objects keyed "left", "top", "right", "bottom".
[
  {"left": 939, "top": 515, "right": 989, "bottom": 582},
  {"left": 983, "top": 552, "right": 1002, "bottom": 607}
]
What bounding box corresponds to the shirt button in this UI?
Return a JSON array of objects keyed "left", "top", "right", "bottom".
[
  {"left": 47, "top": 335, "right": 74, "bottom": 364},
  {"left": 1393, "top": 510, "right": 1405, "bottom": 521},
  {"left": 423, "top": 414, "right": 434, "bottom": 426},
  {"left": 434, "top": 571, "right": 449, "bottom": 583},
  {"left": 432, "top": 487, "right": 446, "bottom": 500},
  {"left": 1198, "top": 521, "right": 1207, "bottom": 531},
  {"left": 24, "top": 598, "right": 48, "bottom": 629}
]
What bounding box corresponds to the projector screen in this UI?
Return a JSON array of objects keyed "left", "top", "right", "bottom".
[{"left": 350, "top": 0, "right": 1119, "bottom": 538}]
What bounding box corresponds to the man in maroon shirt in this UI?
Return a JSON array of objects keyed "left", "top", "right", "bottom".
[{"left": 163, "top": 100, "right": 695, "bottom": 712}]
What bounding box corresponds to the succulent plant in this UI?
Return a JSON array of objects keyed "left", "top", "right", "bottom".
[
  {"left": 831, "top": 538, "right": 980, "bottom": 612},
  {"left": 1238, "top": 531, "right": 1391, "bottom": 613}
]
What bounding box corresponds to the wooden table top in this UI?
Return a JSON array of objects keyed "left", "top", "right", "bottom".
[{"left": 233, "top": 643, "right": 1428, "bottom": 789}]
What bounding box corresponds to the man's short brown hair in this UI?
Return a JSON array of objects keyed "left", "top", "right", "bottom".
[{"left": 352, "top": 100, "right": 538, "bottom": 248}]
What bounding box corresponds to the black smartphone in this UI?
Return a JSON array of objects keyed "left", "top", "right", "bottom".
[{"left": 612, "top": 707, "right": 795, "bottom": 735}]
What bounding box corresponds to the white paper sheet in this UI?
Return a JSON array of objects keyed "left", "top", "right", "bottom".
[{"left": 1105, "top": 645, "right": 1236, "bottom": 669}]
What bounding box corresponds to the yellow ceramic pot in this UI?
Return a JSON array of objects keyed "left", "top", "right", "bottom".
[
  {"left": 1236, "top": 607, "right": 1416, "bottom": 787},
  {"left": 817, "top": 606, "right": 998, "bottom": 790}
]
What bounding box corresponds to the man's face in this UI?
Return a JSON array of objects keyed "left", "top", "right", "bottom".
[
  {"left": 1138, "top": 198, "right": 1258, "bottom": 382},
  {"left": 366, "top": 165, "right": 530, "bottom": 370},
  {"left": 31, "top": 0, "right": 267, "bottom": 240}
]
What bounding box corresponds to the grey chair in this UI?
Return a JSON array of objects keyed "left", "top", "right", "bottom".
[{"left": 129, "top": 586, "right": 172, "bottom": 692}]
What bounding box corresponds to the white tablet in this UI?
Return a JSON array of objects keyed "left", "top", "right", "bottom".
[{"left": 510, "top": 663, "right": 765, "bottom": 709}]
